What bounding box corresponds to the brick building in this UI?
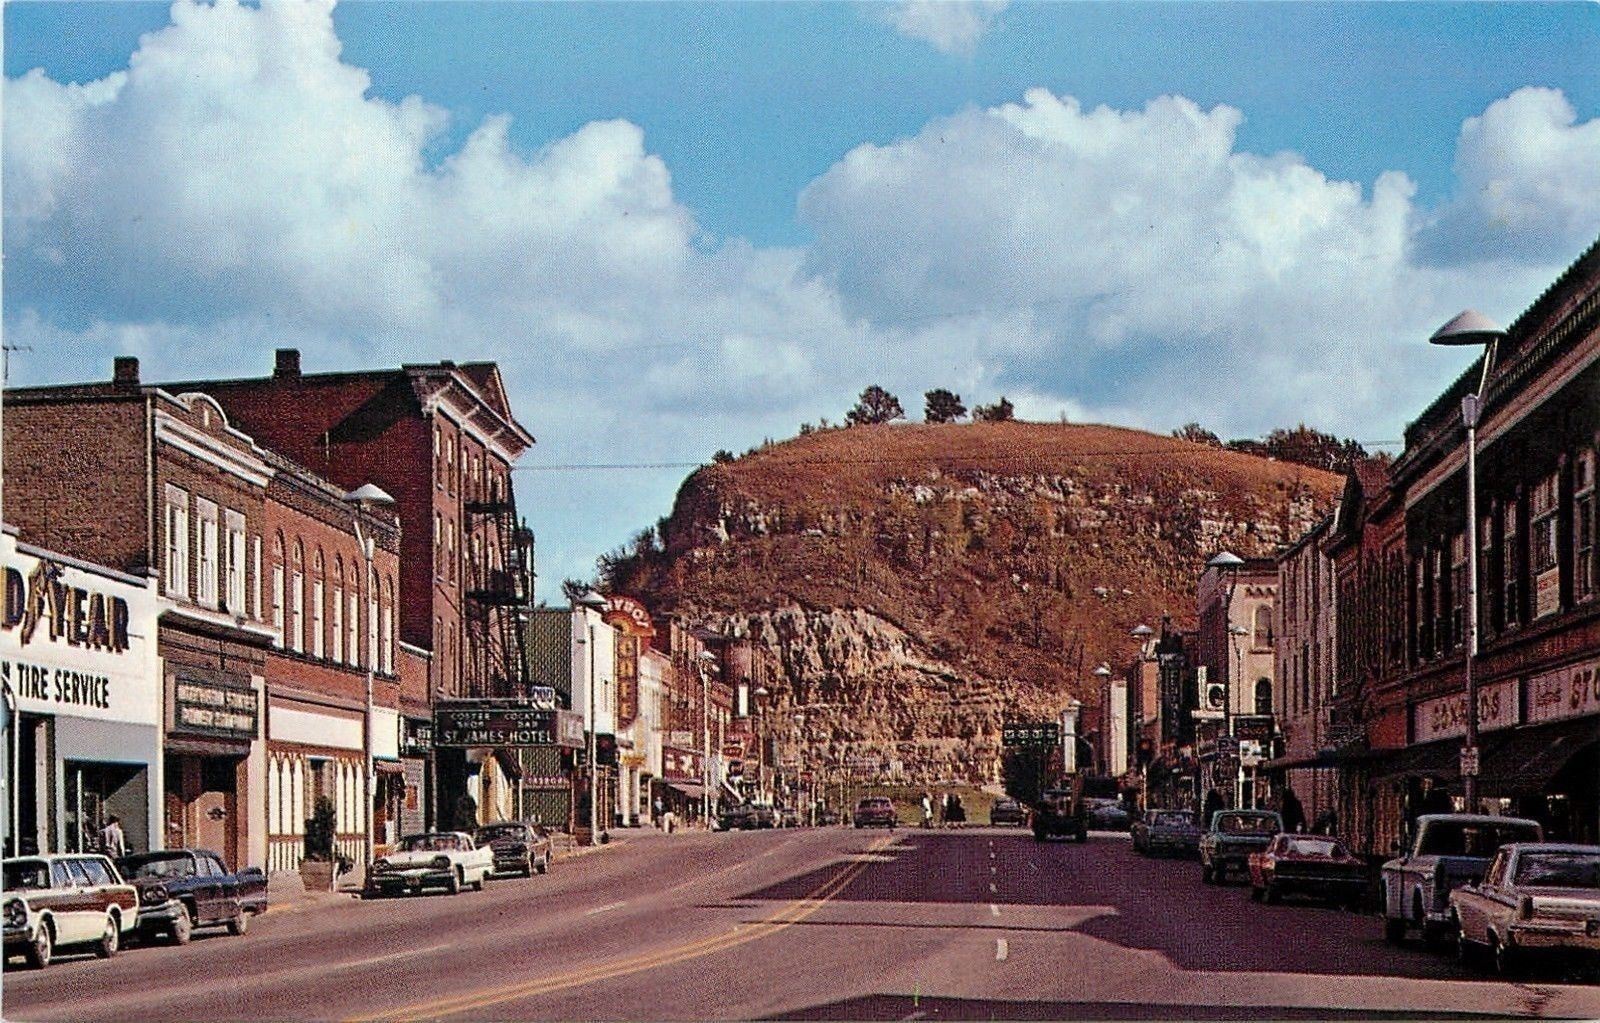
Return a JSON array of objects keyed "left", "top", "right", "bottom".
[
  {"left": 5, "top": 360, "right": 400, "bottom": 871},
  {"left": 1195, "top": 555, "right": 1278, "bottom": 809},
  {"left": 1267, "top": 514, "right": 1339, "bottom": 828},
  {"left": 157, "top": 349, "right": 535, "bottom": 829}
]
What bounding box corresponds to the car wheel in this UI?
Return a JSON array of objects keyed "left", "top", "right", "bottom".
[
  {"left": 96, "top": 914, "right": 120, "bottom": 958},
  {"left": 226, "top": 907, "right": 248, "bottom": 936},
  {"left": 25, "top": 924, "right": 53, "bottom": 969},
  {"left": 170, "top": 907, "right": 194, "bottom": 945},
  {"left": 473, "top": 872, "right": 486, "bottom": 892},
  {"left": 1250, "top": 885, "right": 1263, "bottom": 902},
  {"left": 1201, "top": 862, "right": 1215, "bottom": 885},
  {"left": 1383, "top": 916, "right": 1407, "bottom": 945},
  {"left": 446, "top": 869, "right": 462, "bottom": 895},
  {"left": 1263, "top": 883, "right": 1281, "bottom": 905},
  {"left": 536, "top": 855, "right": 549, "bottom": 875},
  {"left": 1492, "top": 934, "right": 1521, "bottom": 977}
]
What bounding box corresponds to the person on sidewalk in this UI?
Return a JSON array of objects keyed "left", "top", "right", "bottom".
[
  {"left": 920, "top": 792, "right": 933, "bottom": 829},
  {"left": 99, "top": 815, "right": 128, "bottom": 858}
]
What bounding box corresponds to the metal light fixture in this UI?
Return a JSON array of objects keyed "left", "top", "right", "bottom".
[
  {"left": 574, "top": 590, "right": 608, "bottom": 841},
  {"left": 1429, "top": 308, "right": 1508, "bottom": 811},
  {"left": 342, "top": 484, "right": 395, "bottom": 871}
]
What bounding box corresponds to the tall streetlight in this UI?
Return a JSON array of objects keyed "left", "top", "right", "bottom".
[
  {"left": 1430, "top": 308, "right": 1508, "bottom": 812},
  {"left": 1206, "top": 551, "right": 1245, "bottom": 807},
  {"left": 575, "top": 590, "right": 609, "bottom": 842},
  {"left": 697, "top": 651, "right": 718, "bottom": 824},
  {"left": 1092, "top": 663, "right": 1115, "bottom": 776},
  {"left": 752, "top": 684, "right": 770, "bottom": 804},
  {"left": 342, "top": 483, "right": 396, "bottom": 869}
]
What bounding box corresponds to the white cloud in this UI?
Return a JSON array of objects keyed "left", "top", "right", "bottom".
[
  {"left": 884, "top": 0, "right": 1008, "bottom": 56},
  {"left": 4, "top": 2, "right": 1595, "bottom": 581}
]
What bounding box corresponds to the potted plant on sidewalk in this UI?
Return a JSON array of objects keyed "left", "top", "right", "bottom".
[{"left": 299, "top": 796, "right": 338, "bottom": 892}]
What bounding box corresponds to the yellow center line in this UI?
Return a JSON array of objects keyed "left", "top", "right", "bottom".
[{"left": 346, "top": 833, "right": 897, "bottom": 1023}]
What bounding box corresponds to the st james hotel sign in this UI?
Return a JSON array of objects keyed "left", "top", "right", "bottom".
[{"left": 434, "top": 704, "right": 561, "bottom": 747}]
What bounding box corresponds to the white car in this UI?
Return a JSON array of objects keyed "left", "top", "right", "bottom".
[
  {"left": 1450, "top": 843, "right": 1600, "bottom": 975},
  {"left": 364, "top": 832, "right": 493, "bottom": 897},
  {"left": 1381, "top": 813, "right": 1543, "bottom": 944},
  {"left": 3, "top": 854, "right": 140, "bottom": 968}
]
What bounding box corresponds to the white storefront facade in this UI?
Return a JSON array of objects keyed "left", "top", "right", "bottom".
[{"left": 1, "top": 529, "right": 163, "bottom": 857}]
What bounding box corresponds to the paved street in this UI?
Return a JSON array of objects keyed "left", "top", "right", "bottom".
[{"left": 6, "top": 827, "right": 1598, "bottom": 1022}]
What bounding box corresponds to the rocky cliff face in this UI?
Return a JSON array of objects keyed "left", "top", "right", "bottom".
[{"left": 609, "top": 422, "right": 1340, "bottom": 783}]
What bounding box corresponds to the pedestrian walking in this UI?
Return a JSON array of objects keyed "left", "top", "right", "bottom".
[
  {"left": 920, "top": 792, "right": 933, "bottom": 829},
  {"left": 1279, "top": 786, "right": 1306, "bottom": 834},
  {"left": 653, "top": 797, "right": 665, "bottom": 829},
  {"left": 99, "top": 815, "right": 127, "bottom": 858}
]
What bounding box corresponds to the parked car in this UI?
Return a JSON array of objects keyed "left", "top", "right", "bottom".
[
  {"left": 853, "top": 797, "right": 897, "bottom": 829},
  {"left": 364, "top": 832, "right": 493, "bottom": 897},
  {"left": 1132, "top": 809, "right": 1202, "bottom": 857},
  {"left": 3, "top": 853, "right": 139, "bottom": 968},
  {"left": 117, "top": 848, "right": 266, "bottom": 944},
  {"left": 988, "top": 798, "right": 1027, "bottom": 827},
  {"left": 1247, "top": 834, "right": 1367, "bottom": 907},
  {"left": 1032, "top": 788, "right": 1087, "bottom": 843},
  {"left": 718, "top": 805, "right": 758, "bottom": 831},
  {"left": 1451, "top": 843, "right": 1600, "bottom": 975},
  {"left": 779, "top": 809, "right": 801, "bottom": 828},
  {"left": 1199, "top": 810, "right": 1282, "bottom": 884},
  {"left": 750, "top": 805, "right": 778, "bottom": 829},
  {"left": 474, "top": 822, "right": 552, "bottom": 877},
  {"left": 1381, "top": 813, "right": 1543, "bottom": 945},
  {"left": 1085, "top": 798, "right": 1133, "bottom": 832}
]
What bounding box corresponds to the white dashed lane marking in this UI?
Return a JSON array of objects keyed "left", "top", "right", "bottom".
[
  {"left": 995, "top": 938, "right": 1009, "bottom": 961},
  {"left": 989, "top": 903, "right": 1000, "bottom": 917}
]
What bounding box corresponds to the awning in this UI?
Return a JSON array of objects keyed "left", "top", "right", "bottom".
[
  {"left": 1262, "top": 746, "right": 1371, "bottom": 772},
  {"left": 1478, "top": 717, "right": 1598, "bottom": 796},
  {"left": 1368, "top": 738, "right": 1460, "bottom": 785},
  {"left": 663, "top": 781, "right": 705, "bottom": 799},
  {"left": 373, "top": 760, "right": 405, "bottom": 775}
]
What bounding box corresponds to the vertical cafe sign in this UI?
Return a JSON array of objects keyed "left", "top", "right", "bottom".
[{"left": 603, "top": 595, "right": 655, "bottom": 727}]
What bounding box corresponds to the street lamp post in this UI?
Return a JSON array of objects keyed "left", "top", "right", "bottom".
[
  {"left": 697, "top": 651, "right": 717, "bottom": 825},
  {"left": 343, "top": 484, "right": 396, "bottom": 871},
  {"left": 576, "top": 590, "right": 609, "bottom": 843},
  {"left": 1429, "top": 309, "right": 1508, "bottom": 813},
  {"left": 1206, "top": 551, "right": 1245, "bottom": 808},
  {"left": 1092, "top": 663, "right": 1115, "bottom": 777}
]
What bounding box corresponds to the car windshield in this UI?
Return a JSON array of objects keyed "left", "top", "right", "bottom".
[
  {"left": 1154, "top": 813, "right": 1192, "bottom": 828},
  {"left": 1514, "top": 851, "right": 1600, "bottom": 888},
  {"left": 476, "top": 825, "right": 524, "bottom": 842},
  {"left": 3, "top": 861, "right": 50, "bottom": 891},
  {"left": 1286, "top": 837, "right": 1344, "bottom": 857},
  {"left": 121, "top": 854, "right": 196, "bottom": 879},
  {"left": 1416, "top": 822, "right": 1541, "bottom": 857},
  {"left": 399, "top": 834, "right": 462, "bottom": 852},
  {"left": 1218, "top": 814, "right": 1279, "bottom": 834}
]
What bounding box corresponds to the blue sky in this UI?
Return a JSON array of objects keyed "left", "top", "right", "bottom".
[{"left": 5, "top": 1, "right": 1600, "bottom": 589}]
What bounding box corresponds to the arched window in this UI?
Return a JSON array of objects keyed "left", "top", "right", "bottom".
[
  {"left": 1253, "top": 604, "right": 1273, "bottom": 649},
  {"left": 271, "top": 533, "right": 286, "bottom": 647},
  {"left": 331, "top": 557, "right": 345, "bottom": 664},
  {"left": 1255, "top": 677, "right": 1273, "bottom": 715},
  {"left": 368, "top": 567, "right": 379, "bottom": 672},
  {"left": 290, "top": 540, "right": 306, "bottom": 653},
  {"left": 311, "top": 548, "right": 326, "bottom": 659}
]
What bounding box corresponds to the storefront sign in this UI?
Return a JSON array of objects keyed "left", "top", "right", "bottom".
[
  {"left": 1232, "top": 714, "right": 1273, "bottom": 743},
  {"left": 1, "top": 539, "right": 160, "bottom": 729},
  {"left": 556, "top": 710, "right": 585, "bottom": 748},
  {"left": 172, "top": 676, "right": 260, "bottom": 740},
  {"left": 1526, "top": 659, "right": 1600, "bottom": 725},
  {"left": 662, "top": 746, "right": 702, "bottom": 781},
  {"left": 434, "top": 706, "right": 560, "bottom": 747},
  {"left": 401, "top": 719, "right": 434, "bottom": 755},
  {"left": 1411, "top": 678, "right": 1518, "bottom": 743},
  {"left": 1535, "top": 569, "right": 1561, "bottom": 620}
]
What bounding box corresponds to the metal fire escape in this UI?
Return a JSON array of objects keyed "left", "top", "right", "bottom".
[{"left": 463, "top": 476, "right": 535, "bottom": 698}]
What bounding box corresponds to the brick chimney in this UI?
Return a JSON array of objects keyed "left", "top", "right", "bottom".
[
  {"left": 112, "top": 356, "right": 140, "bottom": 387},
  {"left": 274, "top": 348, "right": 301, "bottom": 379}
]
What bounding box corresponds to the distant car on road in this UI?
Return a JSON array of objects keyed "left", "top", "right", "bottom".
[
  {"left": 1451, "top": 843, "right": 1600, "bottom": 975},
  {"left": 1085, "top": 798, "right": 1133, "bottom": 832},
  {"left": 474, "top": 822, "right": 552, "bottom": 877},
  {"left": 117, "top": 849, "right": 265, "bottom": 944},
  {"left": 989, "top": 798, "right": 1027, "bottom": 827},
  {"left": 1199, "top": 810, "right": 1282, "bottom": 884},
  {"left": 3, "top": 854, "right": 139, "bottom": 968},
  {"left": 1381, "top": 813, "right": 1542, "bottom": 945},
  {"left": 853, "top": 797, "right": 897, "bottom": 829},
  {"left": 1032, "top": 788, "right": 1087, "bottom": 843},
  {"left": 1247, "top": 834, "right": 1367, "bottom": 908},
  {"left": 365, "top": 832, "right": 493, "bottom": 897},
  {"left": 1132, "top": 810, "right": 1202, "bottom": 857},
  {"left": 751, "top": 805, "right": 778, "bottom": 829},
  {"left": 718, "top": 805, "right": 758, "bottom": 831}
]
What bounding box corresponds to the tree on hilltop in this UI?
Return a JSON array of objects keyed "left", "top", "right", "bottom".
[
  {"left": 846, "top": 385, "right": 905, "bottom": 426},
  {"left": 924, "top": 389, "right": 967, "bottom": 424},
  {"left": 972, "top": 396, "right": 1015, "bottom": 423},
  {"left": 1172, "top": 422, "right": 1222, "bottom": 447}
]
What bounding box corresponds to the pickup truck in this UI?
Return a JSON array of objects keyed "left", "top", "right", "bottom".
[
  {"left": 365, "top": 832, "right": 493, "bottom": 897},
  {"left": 118, "top": 849, "right": 266, "bottom": 944},
  {"left": 1380, "top": 813, "right": 1543, "bottom": 944}
]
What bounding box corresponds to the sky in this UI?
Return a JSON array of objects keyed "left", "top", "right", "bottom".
[{"left": 5, "top": 0, "right": 1600, "bottom": 592}]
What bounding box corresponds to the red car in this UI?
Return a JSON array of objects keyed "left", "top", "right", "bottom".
[{"left": 1248, "top": 834, "right": 1368, "bottom": 908}]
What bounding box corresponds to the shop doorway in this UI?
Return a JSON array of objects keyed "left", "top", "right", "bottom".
[
  {"left": 65, "top": 761, "right": 149, "bottom": 855},
  {"left": 166, "top": 754, "right": 242, "bottom": 865}
]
